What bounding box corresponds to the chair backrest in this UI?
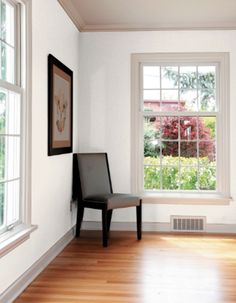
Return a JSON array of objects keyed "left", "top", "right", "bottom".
[{"left": 74, "top": 153, "right": 113, "bottom": 199}]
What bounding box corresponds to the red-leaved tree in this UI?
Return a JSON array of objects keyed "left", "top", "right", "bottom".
[{"left": 159, "top": 116, "right": 215, "bottom": 160}]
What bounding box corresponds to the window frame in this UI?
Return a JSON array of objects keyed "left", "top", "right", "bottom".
[
  {"left": 131, "top": 52, "right": 230, "bottom": 204},
  {"left": 0, "top": 0, "right": 22, "bottom": 235},
  {"left": 0, "top": 0, "right": 36, "bottom": 257}
]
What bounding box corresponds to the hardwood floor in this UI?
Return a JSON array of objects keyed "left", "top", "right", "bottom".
[{"left": 15, "top": 231, "right": 236, "bottom": 303}]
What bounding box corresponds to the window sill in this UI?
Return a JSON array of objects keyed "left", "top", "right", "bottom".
[
  {"left": 141, "top": 192, "right": 232, "bottom": 205},
  {"left": 0, "top": 224, "right": 37, "bottom": 258}
]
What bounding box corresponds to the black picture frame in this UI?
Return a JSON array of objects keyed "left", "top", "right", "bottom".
[{"left": 48, "top": 54, "right": 73, "bottom": 156}]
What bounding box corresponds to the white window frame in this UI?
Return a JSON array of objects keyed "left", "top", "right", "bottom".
[
  {"left": 131, "top": 52, "right": 230, "bottom": 204},
  {"left": 0, "top": 0, "right": 36, "bottom": 257}
]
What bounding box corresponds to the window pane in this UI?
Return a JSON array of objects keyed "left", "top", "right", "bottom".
[
  {"left": 198, "top": 66, "right": 216, "bottom": 112},
  {"left": 199, "top": 117, "right": 216, "bottom": 140},
  {"left": 180, "top": 90, "right": 198, "bottom": 111},
  {"left": 180, "top": 117, "right": 197, "bottom": 140},
  {"left": 0, "top": 182, "right": 4, "bottom": 227},
  {"left": 161, "top": 101, "right": 179, "bottom": 112},
  {"left": 0, "top": 136, "right": 5, "bottom": 180},
  {"left": 161, "top": 90, "right": 179, "bottom": 112},
  {"left": 162, "top": 155, "right": 178, "bottom": 166},
  {"left": 8, "top": 91, "right": 20, "bottom": 134},
  {"left": 6, "top": 179, "right": 19, "bottom": 225},
  {"left": 180, "top": 142, "right": 198, "bottom": 166},
  {"left": 161, "top": 66, "right": 178, "bottom": 89},
  {"left": 162, "top": 117, "right": 179, "bottom": 140},
  {"left": 144, "top": 155, "right": 161, "bottom": 166},
  {"left": 198, "top": 66, "right": 216, "bottom": 89},
  {"left": 162, "top": 141, "right": 179, "bottom": 156},
  {"left": 144, "top": 117, "right": 161, "bottom": 159},
  {"left": 143, "top": 66, "right": 160, "bottom": 89},
  {"left": 1, "top": 41, "right": 14, "bottom": 83},
  {"left": 0, "top": 89, "right": 6, "bottom": 134},
  {"left": 0, "top": 0, "right": 15, "bottom": 46},
  {"left": 0, "top": 136, "right": 20, "bottom": 181},
  {"left": 7, "top": 136, "right": 20, "bottom": 179},
  {"left": 199, "top": 89, "right": 216, "bottom": 112},
  {"left": 199, "top": 166, "right": 216, "bottom": 190},
  {"left": 180, "top": 166, "right": 198, "bottom": 190},
  {"left": 0, "top": 89, "right": 20, "bottom": 135},
  {"left": 161, "top": 89, "right": 178, "bottom": 101},
  {"left": 144, "top": 166, "right": 161, "bottom": 190},
  {"left": 179, "top": 66, "right": 197, "bottom": 89},
  {"left": 162, "top": 166, "right": 179, "bottom": 190},
  {"left": 143, "top": 90, "right": 160, "bottom": 112},
  {"left": 199, "top": 141, "right": 216, "bottom": 162}
]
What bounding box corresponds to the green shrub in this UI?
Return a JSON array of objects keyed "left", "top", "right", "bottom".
[
  {"left": 144, "top": 156, "right": 216, "bottom": 191},
  {"left": 143, "top": 120, "right": 160, "bottom": 157}
]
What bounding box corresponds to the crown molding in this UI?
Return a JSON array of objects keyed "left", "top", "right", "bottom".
[
  {"left": 58, "top": 0, "right": 236, "bottom": 32},
  {"left": 58, "top": 0, "right": 85, "bottom": 31},
  {"left": 82, "top": 23, "right": 236, "bottom": 32}
]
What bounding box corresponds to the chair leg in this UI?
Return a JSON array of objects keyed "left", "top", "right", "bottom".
[
  {"left": 107, "top": 210, "right": 113, "bottom": 238},
  {"left": 102, "top": 208, "right": 108, "bottom": 247},
  {"left": 76, "top": 205, "right": 84, "bottom": 237},
  {"left": 136, "top": 201, "right": 142, "bottom": 240}
]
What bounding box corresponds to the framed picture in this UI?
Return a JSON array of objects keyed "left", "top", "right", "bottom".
[{"left": 48, "top": 54, "right": 73, "bottom": 156}]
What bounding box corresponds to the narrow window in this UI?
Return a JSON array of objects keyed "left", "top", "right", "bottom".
[{"left": 0, "top": 0, "right": 24, "bottom": 235}]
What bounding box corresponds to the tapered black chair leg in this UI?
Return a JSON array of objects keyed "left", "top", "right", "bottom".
[
  {"left": 107, "top": 209, "right": 113, "bottom": 239},
  {"left": 76, "top": 205, "right": 84, "bottom": 237},
  {"left": 136, "top": 201, "right": 142, "bottom": 240},
  {"left": 102, "top": 208, "right": 108, "bottom": 247}
]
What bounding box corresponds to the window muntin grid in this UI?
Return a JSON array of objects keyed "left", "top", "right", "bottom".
[{"left": 142, "top": 64, "right": 217, "bottom": 192}]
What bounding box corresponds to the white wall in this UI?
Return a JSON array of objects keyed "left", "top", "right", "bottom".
[
  {"left": 1, "top": 7, "right": 236, "bottom": 296},
  {"left": 78, "top": 31, "right": 236, "bottom": 226},
  {"left": 0, "top": 0, "right": 79, "bottom": 294}
]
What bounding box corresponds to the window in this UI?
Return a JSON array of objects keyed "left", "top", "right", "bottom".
[
  {"left": 131, "top": 53, "right": 230, "bottom": 200},
  {"left": 0, "top": 0, "right": 34, "bottom": 254}
]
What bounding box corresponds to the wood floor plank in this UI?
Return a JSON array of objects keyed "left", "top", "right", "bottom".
[{"left": 14, "top": 231, "right": 236, "bottom": 303}]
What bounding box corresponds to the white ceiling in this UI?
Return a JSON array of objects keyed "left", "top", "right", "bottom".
[{"left": 58, "top": 0, "right": 236, "bottom": 32}]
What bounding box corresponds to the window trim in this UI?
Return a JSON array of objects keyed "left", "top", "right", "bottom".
[
  {"left": 131, "top": 52, "right": 230, "bottom": 204},
  {"left": 0, "top": 0, "right": 36, "bottom": 257}
]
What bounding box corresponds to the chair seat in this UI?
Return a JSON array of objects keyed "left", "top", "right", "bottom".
[{"left": 85, "top": 193, "right": 140, "bottom": 210}]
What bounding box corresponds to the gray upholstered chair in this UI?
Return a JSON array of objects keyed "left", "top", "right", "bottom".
[{"left": 73, "top": 153, "right": 142, "bottom": 247}]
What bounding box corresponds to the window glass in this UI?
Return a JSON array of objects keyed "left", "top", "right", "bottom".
[
  {"left": 142, "top": 64, "right": 217, "bottom": 191},
  {"left": 0, "top": 0, "right": 21, "bottom": 232},
  {"left": 0, "top": 0, "right": 15, "bottom": 84}
]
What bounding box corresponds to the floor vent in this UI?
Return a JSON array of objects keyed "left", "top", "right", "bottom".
[{"left": 171, "top": 216, "right": 206, "bottom": 232}]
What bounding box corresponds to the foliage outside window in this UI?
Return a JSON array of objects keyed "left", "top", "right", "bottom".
[{"left": 142, "top": 64, "right": 217, "bottom": 192}]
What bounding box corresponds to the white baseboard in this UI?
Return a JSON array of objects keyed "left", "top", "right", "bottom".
[
  {"left": 82, "top": 221, "right": 171, "bottom": 232},
  {"left": 82, "top": 221, "right": 236, "bottom": 234},
  {"left": 205, "top": 223, "right": 236, "bottom": 233},
  {"left": 0, "top": 227, "right": 75, "bottom": 303}
]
